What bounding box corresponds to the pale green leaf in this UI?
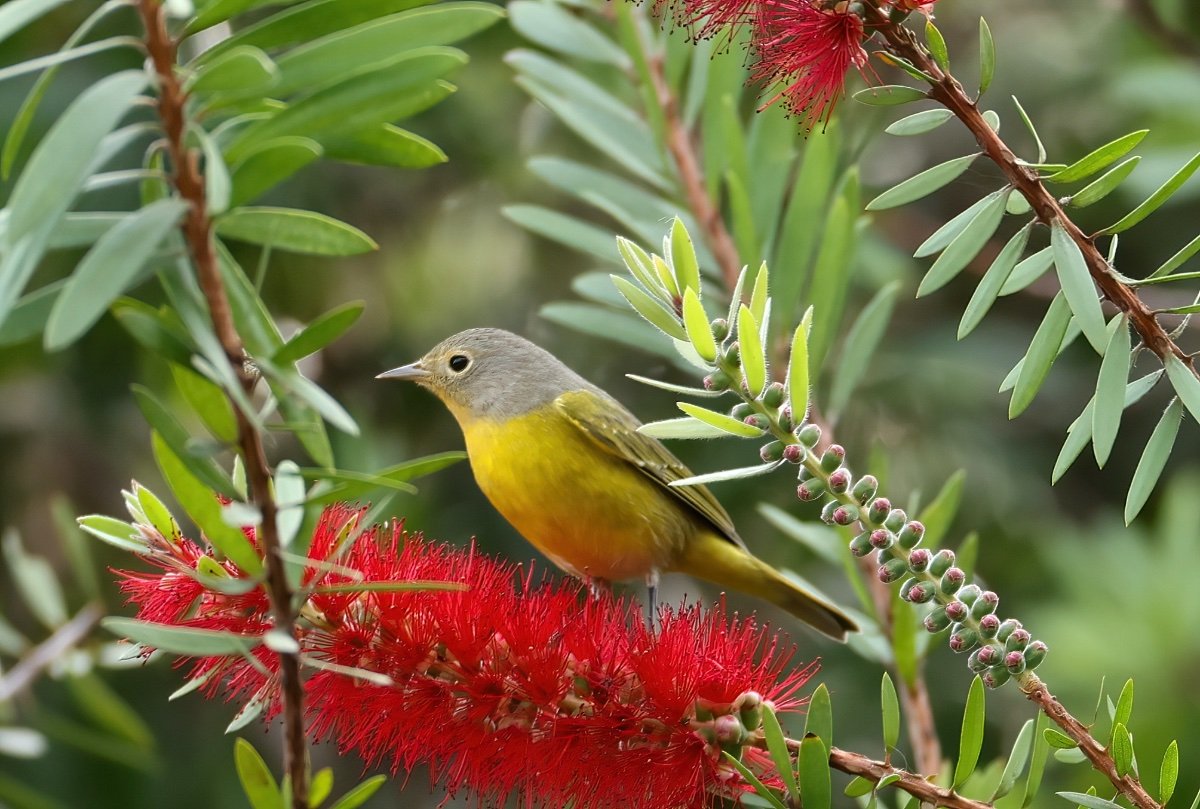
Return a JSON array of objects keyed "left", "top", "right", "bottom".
[
  {"left": 992, "top": 718, "right": 1035, "bottom": 800},
  {"left": 959, "top": 223, "right": 1031, "bottom": 338},
  {"left": 737, "top": 304, "right": 767, "bottom": 397},
  {"left": 681, "top": 287, "right": 716, "bottom": 360},
  {"left": 1164, "top": 354, "right": 1200, "bottom": 426},
  {"left": 274, "top": 301, "right": 365, "bottom": 364},
  {"left": 853, "top": 85, "right": 927, "bottom": 106},
  {"left": 954, "top": 676, "right": 986, "bottom": 787},
  {"left": 613, "top": 276, "right": 688, "bottom": 342},
  {"left": 798, "top": 735, "right": 831, "bottom": 809},
  {"left": 1056, "top": 793, "right": 1123, "bottom": 809},
  {"left": 1092, "top": 317, "right": 1130, "bottom": 467},
  {"left": 978, "top": 18, "right": 995, "bottom": 94},
  {"left": 234, "top": 737, "right": 282, "bottom": 809},
  {"left": 1124, "top": 398, "right": 1183, "bottom": 524},
  {"left": 787, "top": 320, "right": 810, "bottom": 423},
  {"left": 867, "top": 154, "right": 978, "bottom": 211},
  {"left": 761, "top": 706, "right": 799, "bottom": 803},
  {"left": 885, "top": 109, "right": 954, "bottom": 136},
  {"left": 1046, "top": 130, "right": 1147, "bottom": 184},
  {"left": 881, "top": 672, "right": 900, "bottom": 751},
  {"left": 1009, "top": 293, "right": 1072, "bottom": 418},
  {"left": 829, "top": 281, "right": 901, "bottom": 415},
  {"left": 1104, "top": 151, "right": 1200, "bottom": 234},
  {"left": 1051, "top": 222, "right": 1107, "bottom": 353},
  {"left": 1001, "top": 246, "right": 1054, "bottom": 296},
  {"left": 918, "top": 189, "right": 1010, "bottom": 296},
  {"left": 328, "top": 775, "right": 388, "bottom": 809},
  {"left": 508, "top": 0, "right": 628, "bottom": 67},
  {"left": 676, "top": 402, "right": 763, "bottom": 438},
  {"left": 217, "top": 207, "right": 376, "bottom": 255},
  {"left": 1160, "top": 740, "right": 1179, "bottom": 805},
  {"left": 102, "top": 617, "right": 261, "bottom": 656},
  {"left": 1070, "top": 156, "right": 1140, "bottom": 208}
]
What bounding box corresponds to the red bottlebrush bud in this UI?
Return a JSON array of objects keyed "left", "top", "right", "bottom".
[
  {"left": 868, "top": 497, "right": 891, "bottom": 523},
  {"left": 869, "top": 529, "right": 894, "bottom": 550},
  {"left": 783, "top": 443, "right": 805, "bottom": 463},
  {"left": 831, "top": 504, "right": 857, "bottom": 525},
  {"left": 704, "top": 371, "right": 732, "bottom": 391},
  {"left": 827, "top": 468, "right": 851, "bottom": 493},
  {"left": 907, "top": 548, "right": 931, "bottom": 573},
  {"left": 907, "top": 582, "right": 934, "bottom": 604},
  {"left": 982, "top": 665, "right": 1011, "bottom": 689},
  {"left": 897, "top": 521, "right": 924, "bottom": 549},
  {"left": 939, "top": 567, "right": 966, "bottom": 596},
  {"left": 1023, "top": 640, "right": 1048, "bottom": 670},
  {"left": 819, "top": 444, "right": 845, "bottom": 472},
  {"left": 796, "top": 423, "right": 822, "bottom": 447},
  {"left": 1005, "top": 628, "right": 1031, "bottom": 653},
  {"left": 970, "top": 590, "right": 999, "bottom": 619},
  {"left": 743, "top": 413, "right": 768, "bottom": 430},
  {"left": 976, "top": 644, "right": 999, "bottom": 667},
  {"left": 797, "top": 479, "right": 826, "bottom": 501},
  {"left": 1004, "top": 650, "right": 1027, "bottom": 674},
  {"left": 113, "top": 502, "right": 819, "bottom": 809},
  {"left": 944, "top": 600, "right": 968, "bottom": 622},
  {"left": 949, "top": 626, "right": 979, "bottom": 653},
  {"left": 977, "top": 613, "right": 1001, "bottom": 639},
  {"left": 760, "top": 440, "right": 785, "bottom": 462}
]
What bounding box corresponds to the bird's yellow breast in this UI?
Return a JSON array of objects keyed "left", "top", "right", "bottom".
[{"left": 456, "top": 403, "right": 693, "bottom": 581}]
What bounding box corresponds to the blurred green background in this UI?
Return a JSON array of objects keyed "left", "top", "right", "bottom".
[{"left": 1, "top": 0, "right": 1198, "bottom": 806}]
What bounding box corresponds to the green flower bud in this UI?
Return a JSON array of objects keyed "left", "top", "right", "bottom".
[
  {"left": 944, "top": 600, "right": 968, "bottom": 622},
  {"left": 735, "top": 690, "right": 763, "bottom": 730},
  {"left": 743, "top": 414, "right": 768, "bottom": 430},
  {"left": 724, "top": 342, "right": 741, "bottom": 366},
  {"left": 704, "top": 371, "right": 732, "bottom": 392},
  {"left": 877, "top": 545, "right": 900, "bottom": 563},
  {"left": 970, "top": 590, "right": 999, "bottom": 620},
  {"left": 714, "top": 713, "right": 746, "bottom": 746},
  {"left": 868, "top": 497, "right": 891, "bottom": 523},
  {"left": 783, "top": 444, "right": 805, "bottom": 464},
  {"left": 1004, "top": 628, "right": 1030, "bottom": 654},
  {"left": 928, "top": 549, "right": 955, "bottom": 577},
  {"left": 977, "top": 613, "right": 1000, "bottom": 639},
  {"left": 1004, "top": 650, "right": 1026, "bottom": 675},
  {"left": 976, "top": 644, "right": 1000, "bottom": 667},
  {"left": 777, "top": 406, "right": 795, "bottom": 433},
  {"left": 828, "top": 468, "right": 851, "bottom": 493},
  {"left": 762, "top": 382, "right": 785, "bottom": 408},
  {"left": 897, "top": 521, "right": 925, "bottom": 549},
  {"left": 819, "top": 500, "right": 839, "bottom": 523},
  {"left": 760, "top": 441, "right": 784, "bottom": 463},
  {"left": 1023, "top": 640, "right": 1048, "bottom": 670},
  {"left": 831, "top": 504, "right": 858, "bottom": 526},
  {"left": 869, "top": 529, "right": 894, "bottom": 550},
  {"left": 899, "top": 577, "right": 918, "bottom": 601},
  {"left": 939, "top": 567, "right": 965, "bottom": 595},
  {"left": 796, "top": 423, "right": 822, "bottom": 448},
  {"left": 996, "top": 619, "right": 1022, "bottom": 643},
  {"left": 730, "top": 402, "right": 753, "bottom": 420},
  {"left": 923, "top": 605, "right": 951, "bottom": 633},
  {"left": 797, "top": 464, "right": 814, "bottom": 481},
  {"left": 949, "top": 625, "right": 979, "bottom": 653},
  {"left": 968, "top": 648, "right": 991, "bottom": 673},
  {"left": 883, "top": 509, "right": 907, "bottom": 532},
  {"left": 819, "top": 444, "right": 846, "bottom": 472},
  {"left": 878, "top": 558, "right": 908, "bottom": 583},
  {"left": 907, "top": 548, "right": 931, "bottom": 573},
  {"left": 983, "top": 665, "right": 1012, "bottom": 689},
  {"left": 956, "top": 584, "right": 981, "bottom": 606},
  {"left": 851, "top": 475, "right": 878, "bottom": 505},
  {"left": 711, "top": 318, "right": 730, "bottom": 341},
  {"left": 907, "top": 582, "right": 935, "bottom": 604},
  {"left": 849, "top": 531, "right": 874, "bottom": 557},
  {"left": 797, "top": 479, "right": 827, "bottom": 501}
]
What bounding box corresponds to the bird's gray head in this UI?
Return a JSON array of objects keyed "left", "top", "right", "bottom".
[{"left": 376, "top": 328, "right": 590, "bottom": 419}]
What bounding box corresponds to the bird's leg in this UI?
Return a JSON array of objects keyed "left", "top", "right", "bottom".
[{"left": 645, "top": 569, "right": 660, "bottom": 631}]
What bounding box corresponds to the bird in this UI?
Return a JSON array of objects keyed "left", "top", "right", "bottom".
[{"left": 377, "top": 328, "right": 856, "bottom": 640}]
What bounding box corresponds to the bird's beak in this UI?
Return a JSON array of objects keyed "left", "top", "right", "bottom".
[{"left": 376, "top": 361, "right": 430, "bottom": 381}]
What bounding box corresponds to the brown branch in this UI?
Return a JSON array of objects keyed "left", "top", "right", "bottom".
[
  {"left": 868, "top": 5, "right": 1198, "bottom": 384},
  {"left": 1020, "top": 674, "right": 1159, "bottom": 809},
  {"left": 136, "top": 3, "right": 309, "bottom": 807},
  {"left": 638, "top": 27, "right": 743, "bottom": 290},
  {"left": 0, "top": 604, "right": 103, "bottom": 702}
]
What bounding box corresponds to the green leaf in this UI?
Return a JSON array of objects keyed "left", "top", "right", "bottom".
[
  {"left": 1001, "top": 246, "right": 1054, "bottom": 296},
  {"left": 668, "top": 462, "right": 782, "bottom": 488},
  {"left": 613, "top": 276, "right": 688, "bottom": 342},
  {"left": 925, "top": 20, "right": 949, "bottom": 70},
  {"left": 881, "top": 672, "right": 900, "bottom": 751},
  {"left": 1055, "top": 371, "right": 1162, "bottom": 482},
  {"left": 505, "top": 205, "right": 619, "bottom": 264},
  {"left": 540, "top": 302, "right": 670, "bottom": 359},
  {"left": 1070, "top": 156, "right": 1141, "bottom": 208},
  {"left": 1092, "top": 316, "right": 1130, "bottom": 469},
  {"left": 1046, "top": 130, "right": 1147, "bottom": 184},
  {"left": 1013, "top": 95, "right": 1047, "bottom": 163},
  {"left": 914, "top": 194, "right": 994, "bottom": 259},
  {"left": 959, "top": 223, "right": 1032, "bottom": 338},
  {"left": 2, "top": 531, "right": 67, "bottom": 631},
  {"left": 1164, "top": 354, "right": 1200, "bottom": 426},
  {"left": 1022, "top": 713, "right": 1051, "bottom": 807},
  {"left": 787, "top": 320, "right": 811, "bottom": 423},
  {"left": 737, "top": 304, "right": 767, "bottom": 397},
  {"left": 77, "top": 515, "right": 145, "bottom": 553},
  {"left": 1125, "top": 398, "right": 1183, "bottom": 524},
  {"left": 954, "top": 677, "right": 986, "bottom": 787},
  {"left": 1051, "top": 222, "right": 1107, "bottom": 353},
  {"left": 918, "top": 189, "right": 1010, "bottom": 297},
  {"left": 853, "top": 85, "right": 927, "bottom": 106},
  {"left": 808, "top": 173, "right": 859, "bottom": 368},
  {"left": 1104, "top": 151, "right": 1200, "bottom": 234},
  {"left": 1111, "top": 722, "right": 1133, "bottom": 777},
  {"left": 229, "top": 136, "right": 321, "bottom": 207},
  {"left": 721, "top": 752, "right": 788, "bottom": 809},
  {"left": 750, "top": 264, "right": 770, "bottom": 326},
  {"left": 328, "top": 775, "right": 388, "bottom": 809},
  {"left": 273, "top": 460, "right": 306, "bottom": 548},
  {"left": 829, "top": 281, "right": 901, "bottom": 416},
  {"left": 324, "top": 124, "right": 445, "bottom": 169},
  {"left": 44, "top": 200, "right": 188, "bottom": 351},
  {"left": 670, "top": 218, "right": 701, "bottom": 295},
  {"left": 224, "top": 49, "right": 465, "bottom": 162},
  {"left": 1009, "top": 292, "right": 1072, "bottom": 418},
  {"left": 0, "top": 71, "right": 145, "bottom": 328},
  {"left": 189, "top": 46, "right": 279, "bottom": 96},
  {"left": 804, "top": 684, "right": 833, "bottom": 749},
  {"left": 0, "top": 281, "right": 61, "bottom": 347},
  {"left": 1111, "top": 678, "right": 1134, "bottom": 733},
  {"left": 259, "top": 359, "right": 359, "bottom": 436},
  {"left": 217, "top": 207, "right": 377, "bottom": 255},
  {"left": 773, "top": 128, "right": 838, "bottom": 322},
  {"left": 301, "top": 452, "right": 463, "bottom": 502},
  {"left": 637, "top": 418, "right": 731, "bottom": 440},
  {"left": 844, "top": 777, "right": 874, "bottom": 798},
  {"left": 867, "top": 154, "right": 979, "bottom": 211},
  {"left": 1160, "top": 740, "right": 1179, "bottom": 805},
  {"left": 508, "top": 1, "right": 628, "bottom": 67},
  {"left": 151, "top": 432, "right": 262, "bottom": 575},
  {"left": 66, "top": 673, "right": 153, "bottom": 750},
  {"left": 274, "top": 301, "right": 365, "bottom": 364},
  {"left": 798, "top": 735, "right": 831, "bottom": 809},
  {"left": 272, "top": 3, "right": 501, "bottom": 97},
  {"left": 1147, "top": 233, "right": 1200, "bottom": 280},
  {"left": 234, "top": 738, "right": 283, "bottom": 809},
  {"left": 680, "top": 287, "right": 717, "bottom": 361},
  {"left": 676, "top": 402, "right": 763, "bottom": 438},
  {"left": 917, "top": 469, "right": 966, "bottom": 547},
  {"left": 311, "top": 768, "right": 334, "bottom": 807},
  {"left": 885, "top": 109, "right": 955, "bottom": 137},
  {"left": 112, "top": 299, "right": 195, "bottom": 367},
  {"left": 1056, "top": 793, "right": 1123, "bottom": 809},
  {"left": 761, "top": 706, "right": 799, "bottom": 803},
  {"left": 0, "top": 0, "right": 72, "bottom": 47},
  {"left": 226, "top": 688, "right": 269, "bottom": 734},
  {"left": 992, "top": 718, "right": 1035, "bottom": 800},
  {"left": 625, "top": 374, "right": 720, "bottom": 399},
  {"left": 102, "top": 617, "right": 262, "bottom": 656},
  {"left": 978, "top": 18, "right": 995, "bottom": 94},
  {"left": 135, "top": 386, "right": 236, "bottom": 495}
]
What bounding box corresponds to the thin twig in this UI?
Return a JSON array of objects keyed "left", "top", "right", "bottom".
[
  {"left": 135, "top": 3, "right": 309, "bottom": 807},
  {"left": 0, "top": 604, "right": 103, "bottom": 702}
]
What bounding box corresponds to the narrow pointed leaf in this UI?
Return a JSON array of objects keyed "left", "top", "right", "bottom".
[
  {"left": 960, "top": 223, "right": 1031, "bottom": 338},
  {"left": 761, "top": 707, "right": 799, "bottom": 803},
  {"left": 189, "top": 46, "right": 278, "bottom": 96},
  {"left": 1001, "top": 246, "right": 1054, "bottom": 296},
  {"left": 881, "top": 673, "right": 900, "bottom": 751},
  {"left": 274, "top": 301, "right": 365, "bottom": 364},
  {"left": 721, "top": 752, "right": 788, "bottom": 809},
  {"left": 1071, "top": 156, "right": 1140, "bottom": 208},
  {"left": 787, "top": 321, "right": 811, "bottom": 423},
  {"left": 978, "top": 18, "right": 995, "bottom": 94},
  {"left": 681, "top": 287, "right": 716, "bottom": 360},
  {"left": 1013, "top": 96, "right": 1046, "bottom": 163},
  {"left": 328, "top": 775, "right": 388, "bottom": 809},
  {"left": 750, "top": 263, "right": 769, "bottom": 325},
  {"left": 0, "top": 0, "right": 73, "bottom": 47},
  {"left": 885, "top": 109, "right": 954, "bottom": 136},
  {"left": 1051, "top": 222, "right": 1107, "bottom": 352},
  {"left": 1164, "top": 354, "right": 1200, "bottom": 425},
  {"left": 925, "top": 20, "right": 949, "bottom": 70},
  {"left": 918, "top": 189, "right": 1009, "bottom": 296},
  {"left": 954, "top": 676, "right": 986, "bottom": 787},
  {"left": 798, "top": 735, "right": 831, "bottom": 809},
  {"left": 804, "top": 684, "right": 832, "bottom": 749},
  {"left": 637, "top": 418, "right": 732, "bottom": 439},
  {"left": 1125, "top": 398, "right": 1182, "bottom": 524},
  {"left": 229, "top": 136, "right": 322, "bottom": 208},
  {"left": 1111, "top": 722, "right": 1133, "bottom": 776},
  {"left": 625, "top": 374, "right": 721, "bottom": 398},
  {"left": 216, "top": 207, "right": 376, "bottom": 255},
  {"left": 1046, "top": 130, "right": 1147, "bottom": 184},
  {"left": 737, "top": 304, "right": 767, "bottom": 397},
  {"left": 1160, "top": 740, "right": 1179, "bottom": 805},
  {"left": 1148, "top": 233, "right": 1200, "bottom": 280},
  {"left": 1105, "top": 151, "right": 1200, "bottom": 234},
  {"left": 1009, "top": 293, "right": 1072, "bottom": 417},
  {"left": 992, "top": 719, "right": 1035, "bottom": 800},
  {"left": 829, "top": 281, "right": 901, "bottom": 415},
  {"left": 668, "top": 461, "right": 782, "bottom": 487},
  {"left": 613, "top": 276, "right": 688, "bottom": 341},
  {"left": 853, "top": 85, "right": 927, "bottom": 106},
  {"left": 676, "top": 403, "right": 763, "bottom": 438},
  {"left": 1092, "top": 317, "right": 1130, "bottom": 466},
  {"left": 670, "top": 217, "right": 701, "bottom": 294},
  {"left": 78, "top": 515, "right": 145, "bottom": 552},
  {"left": 867, "top": 154, "right": 978, "bottom": 211},
  {"left": 102, "top": 617, "right": 261, "bottom": 656},
  {"left": 234, "top": 738, "right": 282, "bottom": 809},
  {"left": 914, "top": 195, "right": 993, "bottom": 258},
  {"left": 1056, "top": 793, "right": 1123, "bottom": 809}
]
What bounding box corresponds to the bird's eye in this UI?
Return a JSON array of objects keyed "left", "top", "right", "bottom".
[{"left": 448, "top": 354, "right": 471, "bottom": 373}]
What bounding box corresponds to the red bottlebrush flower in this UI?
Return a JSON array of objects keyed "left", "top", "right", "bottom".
[
  {"left": 114, "top": 500, "right": 820, "bottom": 809},
  {"left": 752, "top": 0, "right": 872, "bottom": 128}
]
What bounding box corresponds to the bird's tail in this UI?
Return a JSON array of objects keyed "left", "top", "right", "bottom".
[{"left": 674, "top": 530, "right": 857, "bottom": 641}]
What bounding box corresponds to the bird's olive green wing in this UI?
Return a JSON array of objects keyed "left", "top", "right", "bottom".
[{"left": 554, "top": 388, "right": 746, "bottom": 550}]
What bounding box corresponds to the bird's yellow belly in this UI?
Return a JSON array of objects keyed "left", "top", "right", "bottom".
[{"left": 460, "top": 408, "right": 691, "bottom": 582}]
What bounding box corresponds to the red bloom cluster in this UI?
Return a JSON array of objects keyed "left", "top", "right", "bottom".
[
  {"left": 115, "top": 503, "right": 819, "bottom": 809},
  {"left": 666, "top": 0, "right": 938, "bottom": 128}
]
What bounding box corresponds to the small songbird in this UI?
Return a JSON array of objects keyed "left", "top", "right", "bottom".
[{"left": 378, "top": 328, "right": 856, "bottom": 640}]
